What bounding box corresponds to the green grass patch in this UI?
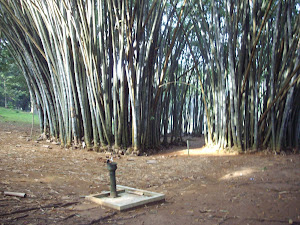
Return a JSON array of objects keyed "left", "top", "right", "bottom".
[{"left": 0, "top": 107, "right": 39, "bottom": 125}]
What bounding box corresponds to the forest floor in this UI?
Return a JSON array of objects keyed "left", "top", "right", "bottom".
[{"left": 0, "top": 121, "right": 299, "bottom": 225}]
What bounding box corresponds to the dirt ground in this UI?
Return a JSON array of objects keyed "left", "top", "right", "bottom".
[{"left": 0, "top": 121, "right": 299, "bottom": 225}]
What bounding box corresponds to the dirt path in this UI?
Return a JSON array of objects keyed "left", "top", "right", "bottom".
[{"left": 0, "top": 121, "right": 299, "bottom": 225}]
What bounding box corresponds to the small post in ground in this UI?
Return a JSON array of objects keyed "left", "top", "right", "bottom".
[{"left": 107, "top": 161, "right": 118, "bottom": 198}]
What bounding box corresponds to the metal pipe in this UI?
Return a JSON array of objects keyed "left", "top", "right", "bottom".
[{"left": 107, "top": 162, "right": 118, "bottom": 198}]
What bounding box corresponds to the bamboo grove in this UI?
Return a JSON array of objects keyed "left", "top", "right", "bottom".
[{"left": 0, "top": 0, "right": 299, "bottom": 153}]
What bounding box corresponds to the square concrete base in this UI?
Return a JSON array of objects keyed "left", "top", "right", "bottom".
[{"left": 86, "top": 185, "right": 165, "bottom": 211}]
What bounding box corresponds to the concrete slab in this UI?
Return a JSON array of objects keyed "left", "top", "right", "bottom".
[{"left": 86, "top": 185, "right": 165, "bottom": 211}]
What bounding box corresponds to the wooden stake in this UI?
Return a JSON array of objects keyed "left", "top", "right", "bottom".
[{"left": 4, "top": 191, "right": 26, "bottom": 198}]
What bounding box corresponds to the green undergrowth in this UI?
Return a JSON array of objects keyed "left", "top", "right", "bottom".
[{"left": 0, "top": 107, "right": 39, "bottom": 125}]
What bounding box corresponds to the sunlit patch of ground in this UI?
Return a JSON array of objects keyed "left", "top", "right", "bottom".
[
  {"left": 173, "top": 145, "right": 239, "bottom": 156},
  {"left": 160, "top": 136, "right": 239, "bottom": 156},
  {"left": 220, "top": 167, "right": 259, "bottom": 180}
]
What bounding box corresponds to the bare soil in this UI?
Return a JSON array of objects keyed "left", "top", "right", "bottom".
[{"left": 0, "top": 121, "right": 299, "bottom": 225}]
